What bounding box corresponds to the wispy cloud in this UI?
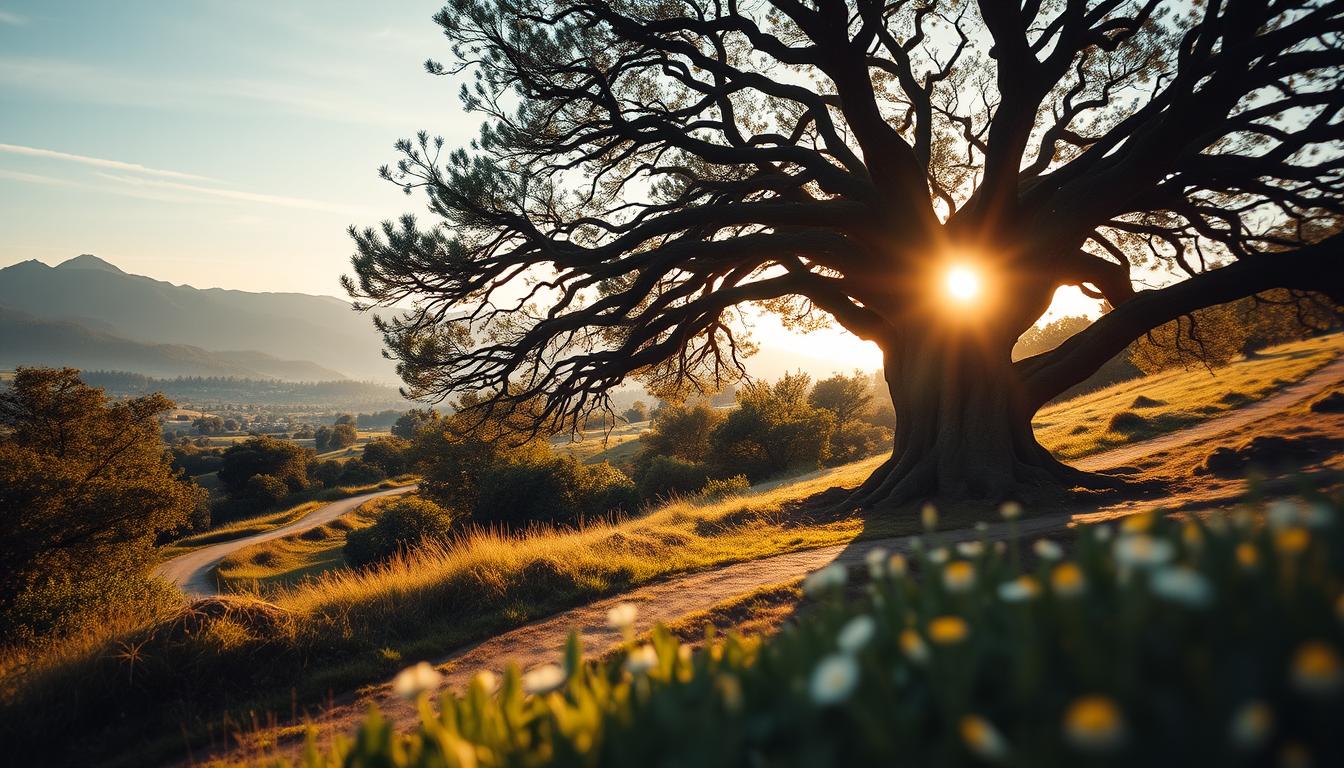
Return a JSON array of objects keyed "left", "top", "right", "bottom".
[
  {"left": 0, "top": 142, "right": 218, "bottom": 182},
  {"left": 93, "top": 173, "right": 371, "bottom": 217},
  {"left": 0, "top": 10, "right": 26, "bottom": 26}
]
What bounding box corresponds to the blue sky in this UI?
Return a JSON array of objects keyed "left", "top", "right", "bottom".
[
  {"left": 0, "top": 1, "right": 469, "bottom": 295},
  {"left": 0, "top": 1, "right": 1099, "bottom": 371}
]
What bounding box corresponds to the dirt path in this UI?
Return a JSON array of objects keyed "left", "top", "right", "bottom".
[
  {"left": 156, "top": 485, "right": 417, "bottom": 596},
  {"left": 208, "top": 358, "right": 1344, "bottom": 762},
  {"left": 1073, "top": 354, "right": 1344, "bottom": 471}
]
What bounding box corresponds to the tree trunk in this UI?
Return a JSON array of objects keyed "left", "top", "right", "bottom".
[{"left": 836, "top": 328, "right": 1109, "bottom": 512}]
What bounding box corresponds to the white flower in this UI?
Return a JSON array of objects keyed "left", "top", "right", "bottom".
[
  {"left": 606, "top": 602, "right": 638, "bottom": 630},
  {"left": 999, "top": 501, "right": 1023, "bottom": 520},
  {"left": 624, "top": 644, "right": 658, "bottom": 675},
  {"left": 927, "top": 547, "right": 950, "bottom": 564},
  {"left": 1113, "top": 534, "right": 1174, "bottom": 568},
  {"left": 1228, "top": 701, "right": 1273, "bottom": 749},
  {"left": 391, "top": 661, "right": 442, "bottom": 700},
  {"left": 1303, "top": 502, "right": 1335, "bottom": 530},
  {"left": 888, "top": 553, "right": 909, "bottom": 578},
  {"left": 522, "top": 663, "right": 567, "bottom": 694},
  {"left": 864, "top": 547, "right": 889, "bottom": 578},
  {"left": 470, "top": 670, "right": 498, "bottom": 693},
  {"left": 803, "top": 564, "right": 848, "bottom": 596},
  {"left": 997, "top": 576, "right": 1041, "bottom": 603},
  {"left": 956, "top": 540, "right": 985, "bottom": 558},
  {"left": 837, "top": 615, "right": 876, "bottom": 654},
  {"left": 974, "top": 521, "right": 989, "bottom": 534},
  {"left": 1267, "top": 500, "right": 1300, "bottom": 530},
  {"left": 1033, "top": 538, "right": 1063, "bottom": 561},
  {"left": 1092, "top": 524, "right": 1113, "bottom": 543},
  {"left": 961, "top": 715, "right": 1011, "bottom": 762},
  {"left": 810, "top": 654, "right": 859, "bottom": 705},
  {"left": 1150, "top": 566, "right": 1214, "bottom": 608}
]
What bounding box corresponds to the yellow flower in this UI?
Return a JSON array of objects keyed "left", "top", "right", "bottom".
[
  {"left": 1235, "top": 542, "right": 1259, "bottom": 570},
  {"left": 999, "top": 501, "right": 1022, "bottom": 521},
  {"left": 1063, "top": 695, "right": 1126, "bottom": 751},
  {"left": 1051, "top": 562, "right": 1086, "bottom": 598},
  {"left": 922, "top": 503, "right": 939, "bottom": 531},
  {"left": 1121, "top": 511, "right": 1154, "bottom": 533},
  {"left": 888, "top": 553, "right": 908, "bottom": 578},
  {"left": 899, "top": 628, "right": 930, "bottom": 664},
  {"left": 960, "top": 714, "right": 1009, "bottom": 761},
  {"left": 1275, "top": 527, "right": 1310, "bottom": 556},
  {"left": 1182, "top": 521, "right": 1203, "bottom": 549},
  {"left": 943, "top": 560, "right": 976, "bottom": 593},
  {"left": 1290, "top": 641, "right": 1343, "bottom": 696},
  {"left": 928, "top": 615, "right": 969, "bottom": 645}
]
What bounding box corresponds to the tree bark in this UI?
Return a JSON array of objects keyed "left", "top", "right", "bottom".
[{"left": 832, "top": 324, "right": 1118, "bottom": 512}]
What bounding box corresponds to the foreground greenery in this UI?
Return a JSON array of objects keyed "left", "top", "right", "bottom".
[{"left": 297, "top": 498, "right": 1344, "bottom": 767}]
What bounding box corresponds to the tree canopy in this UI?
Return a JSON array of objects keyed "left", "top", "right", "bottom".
[{"left": 347, "top": 0, "right": 1344, "bottom": 503}]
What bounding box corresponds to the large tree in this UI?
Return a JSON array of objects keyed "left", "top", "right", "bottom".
[{"left": 348, "top": 0, "right": 1344, "bottom": 508}]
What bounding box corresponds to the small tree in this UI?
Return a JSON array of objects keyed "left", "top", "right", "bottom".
[
  {"left": 809, "top": 372, "right": 875, "bottom": 430},
  {"left": 193, "top": 416, "right": 225, "bottom": 436},
  {"left": 391, "top": 408, "right": 440, "bottom": 439},
  {"left": 362, "top": 436, "right": 412, "bottom": 476},
  {"left": 217, "top": 436, "right": 309, "bottom": 497},
  {"left": 343, "top": 497, "right": 457, "bottom": 568},
  {"left": 623, "top": 401, "right": 650, "bottom": 424},
  {"left": 709, "top": 373, "right": 835, "bottom": 481},
  {"left": 0, "top": 368, "right": 205, "bottom": 638},
  {"left": 637, "top": 403, "right": 725, "bottom": 466}
]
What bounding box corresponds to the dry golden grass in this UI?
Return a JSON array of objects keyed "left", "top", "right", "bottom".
[
  {"left": 213, "top": 498, "right": 386, "bottom": 591},
  {"left": 1034, "top": 333, "right": 1341, "bottom": 458}
]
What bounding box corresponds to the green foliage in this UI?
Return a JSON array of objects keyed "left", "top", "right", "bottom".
[
  {"left": 308, "top": 501, "right": 1344, "bottom": 767},
  {"left": 635, "top": 455, "right": 712, "bottom": 501},
  {"left": 193, "top": 415, "right": 225, "bottom": 435},
  {"left": 338, "top": 459, "right": 388, "bottom": 486},
  {"left": 411, "top": 398, "right": 551, "bottom": 513},
  {"left": 363, "top": 436, "right": 413, "bottom": 475},
  {"left": 316, "top": 422, "right": 358, "bottom": 452},
  {"left": 808, "top": 371, "right": 873, "bottom": 428},
  {"left": 475, "top": 456, "right": 637, "bottom": 528},
  {"left": 246, "top": 473, "right": 290, "bottom": 508},
  {"left": 828, "top": 421, "right": 894, "bottom": 466},
  {"left": 344, "top": 497, "right": 458, "bottom": 568},
  {"left": 637, "top": 403, "right": 725, "bottom": 465},
  {"left": 392, "top": 408, "right": 440, "bottom": 439},
  {"left": 218, "top": 436, "right": 310, "bottom": 497},
  {"left": 699, "top": 474, "right": 750, "bottom": 501},
  {"left": 308, "top": 459, "right": 345, "bottom": 489},
  {"left": 0, "top": 367, "right": 204, "bottom": 639},
  {"left": 710, "top": 373, "right": 835, "bottom": 481}
]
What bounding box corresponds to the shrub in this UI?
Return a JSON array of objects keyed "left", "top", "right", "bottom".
[
  {"left": 637, "top": 403, "right": 725, "bottom": 465},
  {"left": 343, "top": 497, "right": 457, "bottom": 568},
  {"left": 308, "top": 459, "right": 344, "bottom": 488},
  {"left": 338, "top": 459, "right": 387, "bottom": 486},
  {"left": 244, "top": 473, "right": 289, "bottom": 509},
  {"left": 217, "top": 436, "right": 309, "bottom": 497},
  {"left": 636, "top": 455, "right": 712, "bottom": 501},
  {"left": 828, "top": 421, "right": 894, "bottom": 465},
  {"left": 362, "top": 436, "right": 413, "bottom": 475},
  {"left": 709, "top": 374, "right": 835, "bottom": 480},
  {"left": 698, "top": 474, "right": 750, "bottom": 501},
  {"left": 475, "top": 457, "right": 637, "bottom": 527},
  {"left": 315, "top": 500, "right": 1344, "bottom": 767}
]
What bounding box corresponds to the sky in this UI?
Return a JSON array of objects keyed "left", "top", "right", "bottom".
[{"left": 0, "top": 1, "right": 1100, "bottom": 373}]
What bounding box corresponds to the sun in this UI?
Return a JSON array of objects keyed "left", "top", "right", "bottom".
[{"left": 945, "top": 265, "right": 981, "bottom": 301}]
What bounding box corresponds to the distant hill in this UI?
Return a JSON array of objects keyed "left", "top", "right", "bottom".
[
  {"left": 0, "top": 306, "right": 348, "bottom": 381},
  {"left": 0, "top": 255, "right": 394, "bottom": 380}
]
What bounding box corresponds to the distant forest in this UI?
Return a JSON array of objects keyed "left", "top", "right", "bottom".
[{"left": 82, "top": 371, "right": 409, "bottom": 408}]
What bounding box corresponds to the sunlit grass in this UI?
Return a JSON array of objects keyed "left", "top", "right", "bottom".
[
  {"left": 1035, "top": 333, "right": 1342, "bottom": 458},
  {"left": 214, "top": 498, "right": 387, "bottom": 590}
]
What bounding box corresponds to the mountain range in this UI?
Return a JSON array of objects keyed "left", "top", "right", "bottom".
[{"left": 0, "top": 255, "right": 394, "bottom": 381}]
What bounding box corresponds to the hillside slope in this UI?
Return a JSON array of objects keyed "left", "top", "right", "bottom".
[
  {"left": 0, "top": 255, "right": 392, "bottom": 380},
  {"left": 0, "top": 306, "right": 346, "bottom": 381}
]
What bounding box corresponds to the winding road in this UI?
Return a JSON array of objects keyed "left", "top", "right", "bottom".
[{"left": 156, "top": 484, "right": 417, "bottom": 596}]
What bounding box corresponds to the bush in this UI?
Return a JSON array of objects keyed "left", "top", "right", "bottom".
[
  {"left": 343, "top": 497, "right": 457, "bottom": 568},
  {"left": 338, "top": 459, "right": 387, "bottom": 486},
  {"left": 636, "top": 455, "right": 712, "bottom": 501},
  {"left": 637, "top": 403, "right": 725, "bottom": 465},
  {"left": 316, "top": 500, "right": 1344, "bottom": 767},
  {"left": 828, "top": 421, "right": 894, "bottom": 465},
  {"left": 362, "top": 436, "right": 413, "bottom": 475},
  {"left": 475, "top": 457, "right": 637, "bottom": 527},
  {"left": 307, "top": 459, "right": 344, "bottom": 489},
  {"left": 244, "top": 473, "right": 289, "bottom": 509},
  {"left": 698, "top": 474, "right": 750, "bottom": 501},
  {"left": 709, "top": 374, "right": 835, "bottom": 481},
  {"left": 217, "top": 436, "right": 309, "bottom": 497}
]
